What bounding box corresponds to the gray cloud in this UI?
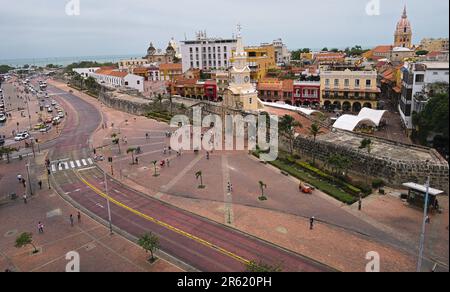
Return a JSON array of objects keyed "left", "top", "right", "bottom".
[{"left": 0, "top": 0, "right": 448, "bottom": 59}]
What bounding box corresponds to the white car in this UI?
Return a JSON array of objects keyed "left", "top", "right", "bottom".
[
  {"left": 15, "top": 132, "right": 30, "bottom": 141},
  {"left": 58, "top": 111, "right": 65, "bottom": 118},
  {"left": 51, "top": 100, "right": 57, "bottom": 106},
  {"left": 47, "top": 107, "right": 53, "bottom": 113}
]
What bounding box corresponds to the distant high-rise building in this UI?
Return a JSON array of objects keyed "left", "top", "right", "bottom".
[
  {"left": 394, "top": 5, "right": 413, "bottom": 48},
  {"left": 180, "top": 31, "right": 237, "bottom": 73}
]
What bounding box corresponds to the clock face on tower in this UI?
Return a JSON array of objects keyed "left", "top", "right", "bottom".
[{"left": 244, "top": 76, "right": 250, "bottom": 83}]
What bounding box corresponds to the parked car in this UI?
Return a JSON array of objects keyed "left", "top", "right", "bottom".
[
  {"left": 58, "top": 111, "right": 65, "bottom": 118},
  {"left": 51, "top": 100, "right": 57, "bottom": 106},
  {"left": 47, "top": 107, "right": 53, "bottom": 113}
]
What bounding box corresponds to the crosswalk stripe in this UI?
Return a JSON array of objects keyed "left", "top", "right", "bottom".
[
  {"left": 64, "top": 162, "right": 69, "bottom": 170},
  {"left": 70, "top": 161, "right": 76, "bottom": 169},
  {"left": 52, "top": 165, "right": 56, "bottom": 172},
  {"left": 58, "top": 164, "right": 63, "bottom": 171},
  {"left": 76, "top": 160, "right": 81, "bottom": 167},
  {"left": 87, "top": 158, "right": 94, "bottom": 165},
  {"left": 82, "top": 159, "right": 88, "bottom": 166}
]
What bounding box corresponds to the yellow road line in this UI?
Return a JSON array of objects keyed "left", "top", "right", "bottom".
[{"left": 75, "top": 171, "right": 250, "bottom": 265}]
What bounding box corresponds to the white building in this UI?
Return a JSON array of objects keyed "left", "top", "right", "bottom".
[
  {"left": 81, "top": 68, "right": 145, "bottom": 92},
  {"left": 272, "top": 38, "right": 291, "bottom": 66},
  {"left": 399, "top": 61, "right": 449, "bottom": 130},
  {"left": 73, "top": 67, "right": 100, "bottom": 78},
  {"left": 181, "top": 31, "right": 237, "bottom": 72}
]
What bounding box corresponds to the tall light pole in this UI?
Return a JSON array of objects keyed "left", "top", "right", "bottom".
[
  {"left": 417, "top": 176, "right": 431, "bottom": 272},
  {"left": 104, "top": 171, "right": 113, "bottom": 235},
  {"left": 26, "top": 160, "right": 33, "bottom": 196}
]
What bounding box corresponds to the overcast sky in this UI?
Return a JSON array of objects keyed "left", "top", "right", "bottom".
[{"left": 0, "top": 0, "right": 448, "bottom": 60}]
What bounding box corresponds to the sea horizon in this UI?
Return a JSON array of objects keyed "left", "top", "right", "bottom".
[{"left": 0, "top": 54, "right": 143, "bottom": 68}]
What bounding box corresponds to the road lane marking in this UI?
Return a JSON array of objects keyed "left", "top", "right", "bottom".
[
  {"left": 82, "top": 159, "right": 88, "bottom": 166},
  {"left": 51, "top": 165, "right": 56, "bottom": 172},
  {"left": 70, "top": 161, "right": 76, "bottom": 169},
  {"left": 76, "top": 160, "right": 81, "bottom": 167},
  {"left": 64, "top": 162, "right": 69, "bottom": 170},
  {"left": 76, "top": 172, "right": 250, "bottom": 266},
  {"left": 87, "top": 158, "right": 93, "bottom": 165}
]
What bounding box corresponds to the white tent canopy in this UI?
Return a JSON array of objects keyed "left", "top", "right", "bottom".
[
  {"left": 333, "top": 108, "right": 387, "bottom": 132},
  {"left": 332, "top": 115, "right": 377, "bottom": 132},
  {"left": 262, "top": 101, "right": 321, "bottom": 116}
]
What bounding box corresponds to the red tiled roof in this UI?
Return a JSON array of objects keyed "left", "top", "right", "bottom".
[
  {"left": 160, "top": 63, "right": 182, "bottom": 71},
  {"left": 373, "top": 45, "right": 393, "bottom": 54}
]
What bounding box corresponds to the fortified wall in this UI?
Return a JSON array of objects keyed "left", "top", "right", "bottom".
[{"left": 292, "top": 130, "right": 449, "bottom": 193}]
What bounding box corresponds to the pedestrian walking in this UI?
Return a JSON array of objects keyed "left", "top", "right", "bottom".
[
  {"left": 22, "top": 179, "right": 26, "bottom": 188},
  {"left": 77, "top": 211, "right": 81, "bottom": 223},
  {"left": 135, "top": 157, "right": 139, "bottom": 165},
  {"left": 146, "top": 133, "right": 149, "bottom": 140},
  {"left": 166, "top": 159, "right": 170, "bottom": 167},
  {"left": 38, "top": 180, "right": 42, "bottom": 190},
  {"left": 17, "top": 174, "right": 22, "bottom": 182},
  {"left": 38, "top": 222, "right": 44, "bottom": 234},
  {"left": 206, "top": 151, "right": 210, "bottom": 160},
  {"left": 23, "top": 194, "right": 27, "bottom": 204},
  {"left": 163, "top": 147, "right": 167, "bottom": 155},
  {"left": 70, "top": 214, "right": 74, "bottom": 227},
  {"left": 310, "top": 216, "right": 315, "bottom": 230},
  {"left": 358, "top": 196, "right": 363, "bottom": 211}
]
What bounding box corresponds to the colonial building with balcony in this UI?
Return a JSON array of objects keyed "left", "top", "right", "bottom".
[
  {"left": 320, "top": 69, "right": 380, "bottom": 112},
  {"left": 292, "top": 81, "right": 321, "bottom": 107},
  {"left": 231, "top": 44, "right": 277, "bottom": 82},
  {"left": 257, "top": 78, "right": 293, "bottom": 104}
]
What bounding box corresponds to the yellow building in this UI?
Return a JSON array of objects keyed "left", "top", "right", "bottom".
[
  {"left": 320, "top": 69, "right": 381, "bottom": 112},
  {"left": 419, "top": 38, "right": 449, "bottom": 52},
  {"left": 231, "top": 44, "right": 276, "bottom": 82},
  {"left": 159, "top": 63, "right": 183, "bottom": 82}
]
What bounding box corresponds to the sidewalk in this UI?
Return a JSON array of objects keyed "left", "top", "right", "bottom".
[{"left": 0, "top": 152, "right": 183, "bottom": 272}]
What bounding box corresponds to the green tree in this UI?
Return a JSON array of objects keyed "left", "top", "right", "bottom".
[
  {"left": 127, "top": 147, "right": 137, "bottom": 165},
  {"left": 415, "top": 50, "right": 429, "bottom": 56},
  {"left": 246, "top": 260, "right": 282, "bottom": 272},
  {"left": 412, "top": 92, "right": 449, "bottom": 153},
  {"left": 309, "top": 123, "right": 323, "bottom": 165},
  {"left": 195, "top": 171, "right": 205, "bottom": 189},
  {"left": 279, "top": 115, "right": 302, "bottom": 155},
  {"left": 0, "top": 64, "right": 14, "bottom": 74},
  {"left": 322, "top": 47, "right": 329, "bottom": 52},
  {"left": 15, "top": 232, "right": 38, "bottom": 254},
  {"left": 151, "top": 160, "right": 159, "bottom": 177},
  {"left": 111, "top": 133, "right": 121, "bottom": 154},
  {"left": 138, "top": 233, "right": 160, "bottom": 262},
  {"left": 258, "top": 181, "right": 267, "bottom": 201},
  {"left": 0, "top": 146, "right": 18, "bottom": 164}
]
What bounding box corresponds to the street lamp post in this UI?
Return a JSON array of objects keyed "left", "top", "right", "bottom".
[
  {"left": 417, "top": 176, "right": 431, "bottom": 272},
  {"left": 103, "top": 171, "right": 113, "bottom": 235},
  {"left": 26, "top": 160, "right": 33, "bottom": 196}
]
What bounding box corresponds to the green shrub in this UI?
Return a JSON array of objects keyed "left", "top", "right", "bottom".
[
  {"left": 372, "top": 179, "right": 386, "bottom": 189},
  {"left": 352, "top": 181, "right": 372, "bottom": 196}
]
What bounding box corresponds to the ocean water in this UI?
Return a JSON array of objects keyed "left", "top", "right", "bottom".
[{"left": 0, "top": 54, "right": 143, "bottom": 68}]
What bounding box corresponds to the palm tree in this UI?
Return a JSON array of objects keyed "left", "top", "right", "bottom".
[
  {"left": 309, "top": 123, "right": 323, "bottom": 165},
  {"left": 0, "top": 146, "right": 18, "bottom": 164},
  {"left": 151, "top": 160, "right": 159, "bottom": 177},
  {"left": 138, "top": 233, "right": 160, "bottom": 263},
  {"left": 127, "top": 147, "right": 137, "bottom": 165},
  {"left": 258, "top": 181, "right": 268, "bottom": 201},
  {"left": 111, "top": 133, "right": 121, "bottom": 154},
  {"left": 15, "top": 232, "right": 38, "bottom": 254},
  {"left": 279, "top": 115, "right": 302, "bottom": 155},
  {"left": 195, "top": 171, "right": 205, "bottom": 189}
]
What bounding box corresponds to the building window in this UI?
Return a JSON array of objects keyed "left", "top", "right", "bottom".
[
  {"left": 415, "top": 74, "right": 425, "bottom": 83},
  {"left": 334, "top": 79, "right": 339, "bottom": 87},
  {"left": 366, "top": 80, "right": 371, "bottom": 87},
  {"left": 344, "top": 79, "right": 349, "bottom": 87},
  {"left": 355, "top": 79, "right": 360, "bottom": 87},
  {"left": 325, "top": 79, "right": 330, "bottom": 86}
]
